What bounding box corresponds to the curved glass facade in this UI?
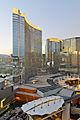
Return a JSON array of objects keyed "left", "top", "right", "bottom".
[
  {"left": 13, "top": 11, "right": 24, "bottom": 58},
  {"left": 13, "top": 8, "right": 42, "bottom": 80},
  {"left": 25, "top": 24, "right": 42, "bottom": 78}
]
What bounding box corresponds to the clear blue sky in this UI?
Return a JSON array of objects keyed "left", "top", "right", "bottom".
[{"left": 0, "top": 0, "right": 80, "bottom": 54}]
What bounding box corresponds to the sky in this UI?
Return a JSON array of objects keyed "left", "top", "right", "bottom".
[{"left": 0, "top": 0, "right": 80, "bottom": 54}]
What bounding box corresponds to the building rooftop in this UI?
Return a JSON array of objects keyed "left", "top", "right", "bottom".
[
  {"left": 48, "top": 38, "right": 62, "bottom": 42},
  {"left": 37, "top": 85, "right": 60, "bottom": 93},
  {"left": 16, "top": 91, "right": 40, "bottom": 97},
  {"left": 63, "top": 37, "right": 80, "bottom": 40},
  {"left": 12, "top": 8, "right": 42, "bottom": 31},
  {"left": 21, "top": 95, "right": 64, "bottom": 115},
  {"left": 57, "top": 88, "right": 74, "bottom": 98},
  {"left": 17, "top": 85, "right": 36, "bottom": 90}
]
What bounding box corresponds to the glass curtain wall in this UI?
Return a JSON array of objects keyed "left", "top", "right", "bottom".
[
  {"left": 13, "top": 8, "right": 42, "bottom": 80},
  {"left": 46, "top": 39, "right": 60, "bottom": 73},
  {"left": 60, "top": 37, "right": 80, "bottom": 73}
]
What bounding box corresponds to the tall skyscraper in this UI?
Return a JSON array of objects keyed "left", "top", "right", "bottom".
[
  {"left": 46, "top": 38, "right": 61, "bottom": 73},
  {"left": 12, "top": 8, "right": 42, "bottom": 79},
  {"left": 13, "top": 9, "right": 24, "bottom": 62}
]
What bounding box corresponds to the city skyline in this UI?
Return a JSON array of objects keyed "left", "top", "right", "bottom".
[{"left": 0, "top": 0, "right": 80, "bottom": 54}]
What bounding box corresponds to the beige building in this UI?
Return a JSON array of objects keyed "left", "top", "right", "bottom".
[{"left": 60, "top": 37, "right": 80, "bottom": 73}]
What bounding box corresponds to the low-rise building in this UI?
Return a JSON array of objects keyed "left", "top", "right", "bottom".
[{"left": 0, "top": 78, "right": 14, "bottom": 109}]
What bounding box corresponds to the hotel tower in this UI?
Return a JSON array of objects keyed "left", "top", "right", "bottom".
[{"left": 13, "top": 8, "right": 42, "bottom": 80}]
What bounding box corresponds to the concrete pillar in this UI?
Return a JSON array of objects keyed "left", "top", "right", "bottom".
[{"left": 62, "top": 103, "right": 70, "bottom": 120}]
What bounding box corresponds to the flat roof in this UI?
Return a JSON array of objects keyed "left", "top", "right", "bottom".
[
  {"left": 16, "top": 91, "right": 40, "bottom": 97},
  {"left": 57, "top": 88, "right": 74, "bottom": 98},
  {"left": 18, "top": 85, "right": 36, "bottom": 90},
  {"left": 63, "top": 37, "right": 80, "bottom": 40},
  {"left": 37, "top": 85, "right": 60, "bottom": 93}
]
